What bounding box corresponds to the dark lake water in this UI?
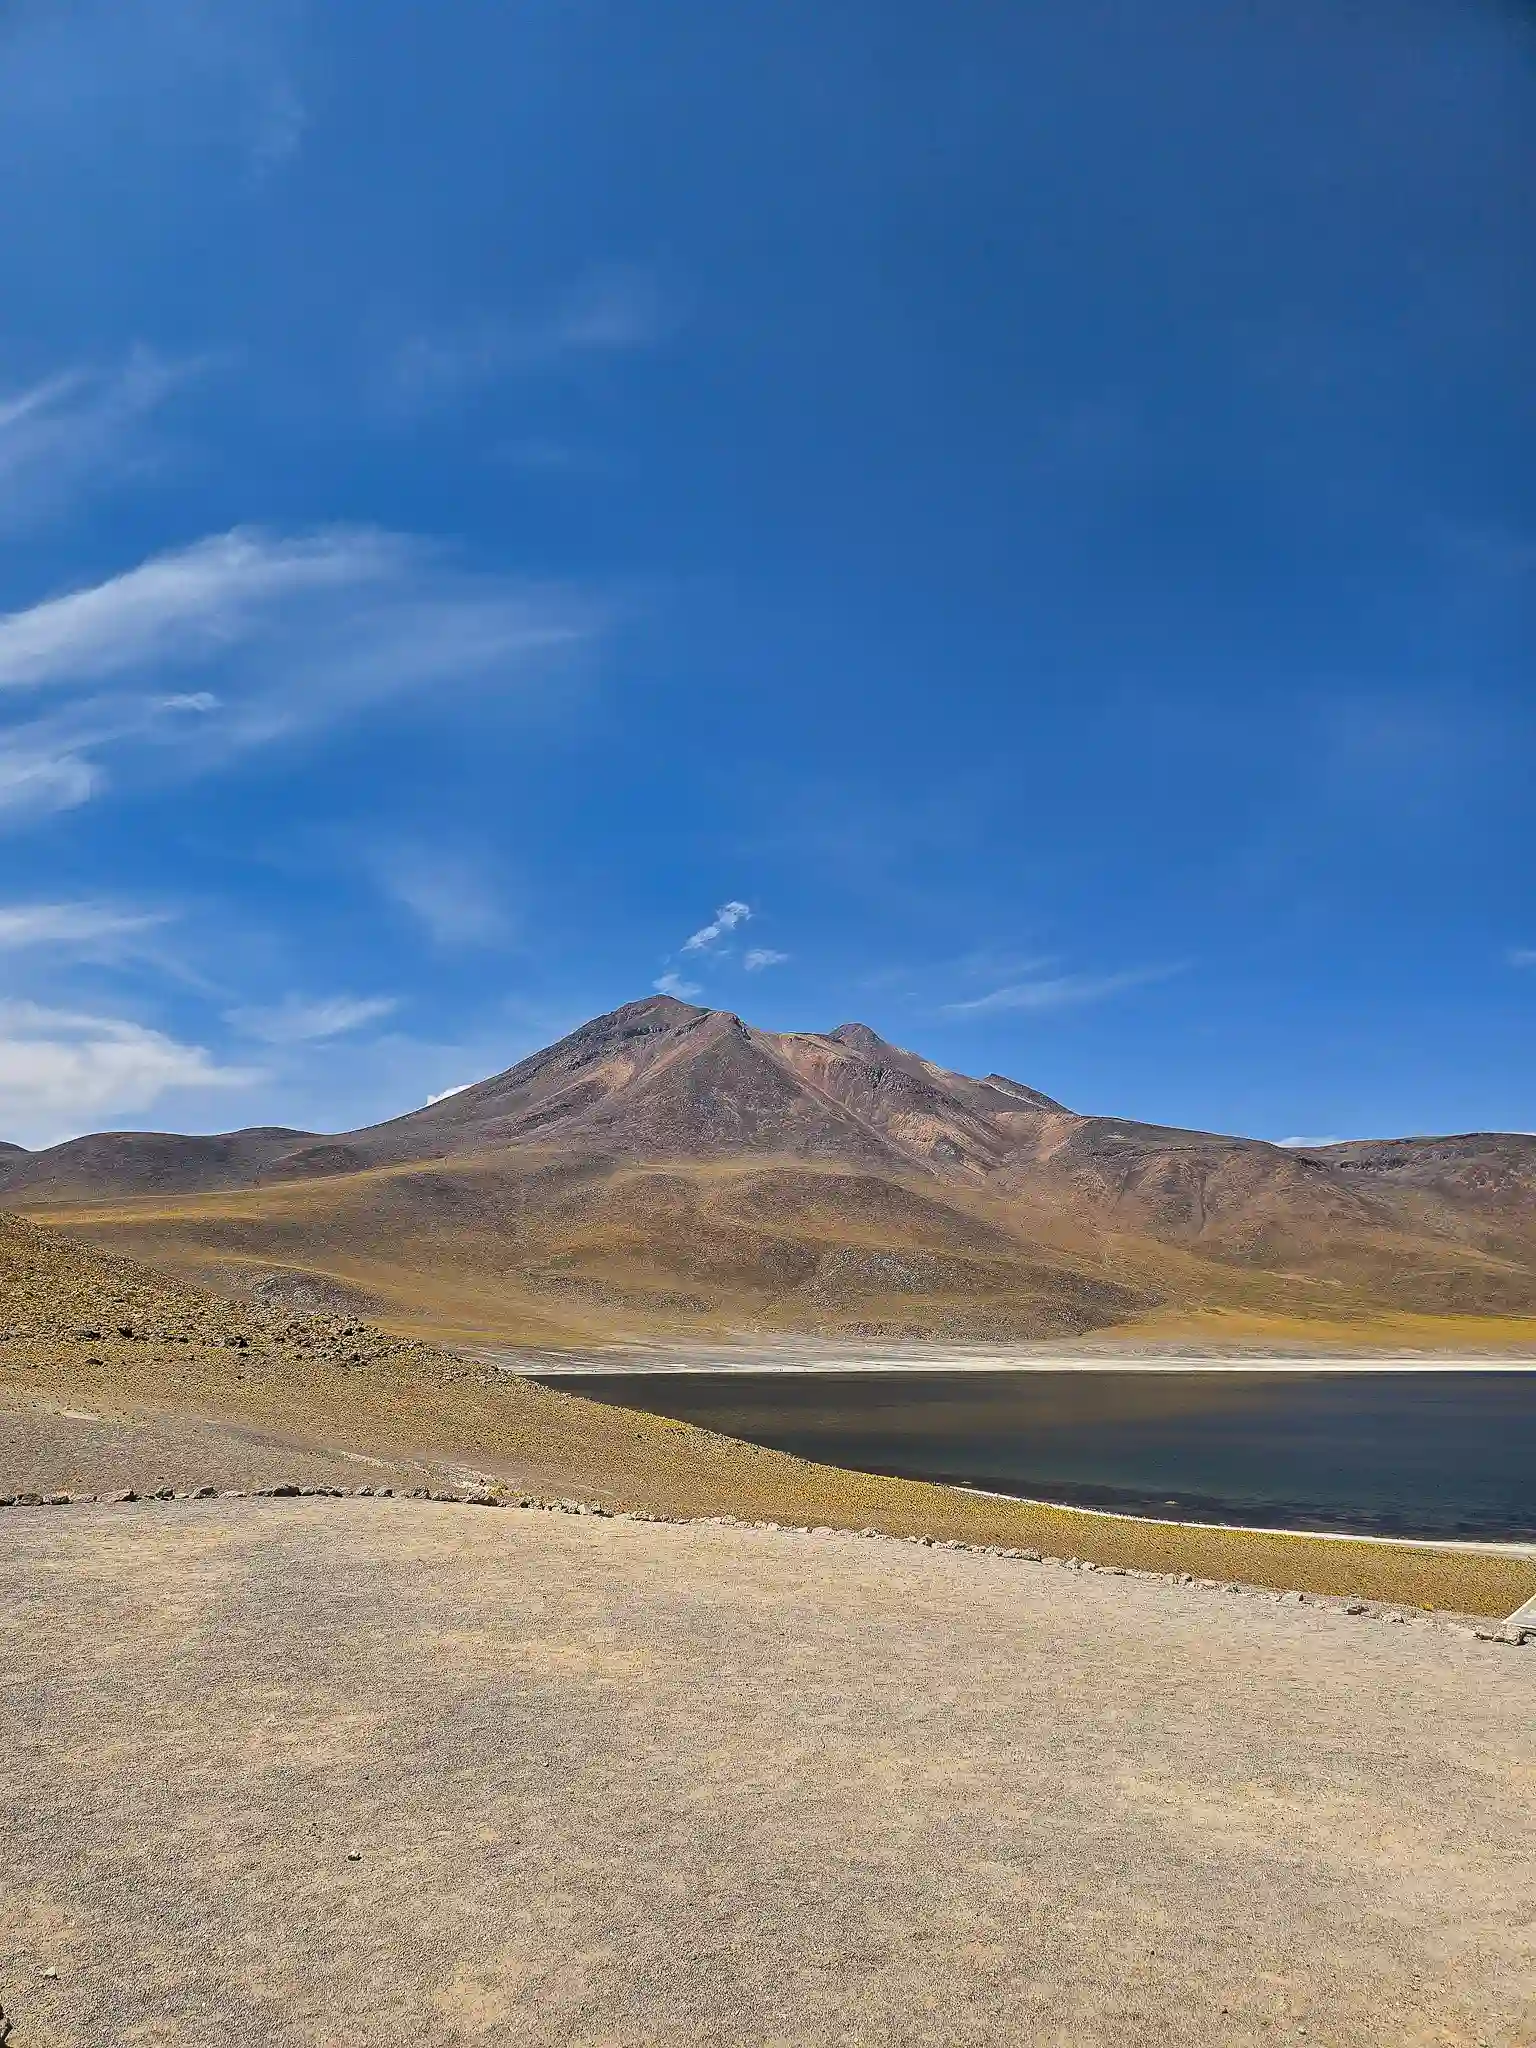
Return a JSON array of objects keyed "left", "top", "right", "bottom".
[{"left": 549, "top": 1370, "right": 1536, "bottom": 1541}]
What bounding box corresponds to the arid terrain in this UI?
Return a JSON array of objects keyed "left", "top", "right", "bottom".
[
  {"left": 3, "top": 1497, "right": 1534, "bottom": 2047},
  {"left": 7, "top": 995, "right": 1536, "bottom": 1354},
  {"left": 4, "top": 1147, "right": 1535, "bottom": 2045}
]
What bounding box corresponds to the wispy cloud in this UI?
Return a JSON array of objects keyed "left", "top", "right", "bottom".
[
  {"left": 389, "top": 266, "right": 670, "bottom": 412},
  {"left": 374, "top": 845, "right": 513, "bottom": 948},
  {"left": 225, "top": 994, "right": 399, "bottom": 1046},
  {"left": 425, "top": 1081, "right": 473, "bottom": 1106},
  {"left": 744, "top": 947, "right": 789, "bottom": 971},
  {"left": 652, "top": 901, "right": 763, "bottom": 998},
  {"left": 1507, "top": 947, "right": 1536, "bottom": 969},
  {"left": 0, "top": 527, "right": 599, "bottom": 822},
  {"left": 0, "top": 351, "right": 197, "bottom": 530},
  {"left": 0, "top": 999, "right": 260, "bottom": 1148},
  {"left": 0, "top": 744, "right": 100, "bottom": 817},
  {"left": 682, "top": 901, "right": 751, "bottom": 953},
  {"left": 0, "top": 529, "right": 400, "bottom": 693},
  {"left": 0, "top": 900, "right": 169, "bottom": 954},
  {"left": 942, "top": 965, "right": 1182, "bottom": 1018},
  {"left": 1276, "top": 1135, "right": 1345, "bottom": 1149}
]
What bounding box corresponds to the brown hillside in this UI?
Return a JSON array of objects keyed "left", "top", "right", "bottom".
[{"left": 7, "top": 996, "right": 1536, "bottom": 1345}]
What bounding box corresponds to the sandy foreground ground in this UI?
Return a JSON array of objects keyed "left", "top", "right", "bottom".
[{"left": 1, "top": 1498, "right": 1532, "bottom": 2048}]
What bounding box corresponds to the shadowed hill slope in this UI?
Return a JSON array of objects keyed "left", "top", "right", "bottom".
[{"left": 7, "top": 996, "right": 1536, "bottom": 1344}]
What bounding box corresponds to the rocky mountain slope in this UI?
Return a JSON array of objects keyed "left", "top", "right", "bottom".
[{"left": 6, "top": 996, "right": 1536, "bottom": 1344}]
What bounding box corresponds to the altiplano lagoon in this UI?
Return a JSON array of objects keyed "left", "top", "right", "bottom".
[{"left": 553, "top": 1367, "right": 1536, "bottom": 1544}]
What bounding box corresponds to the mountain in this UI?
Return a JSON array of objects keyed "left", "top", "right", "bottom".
[
  {"left": 0, "top": 997, "right": 1076, "bottom": 1193},
  {"left": 7, "top": 996, "right": 1536, "bottom": 1348}
]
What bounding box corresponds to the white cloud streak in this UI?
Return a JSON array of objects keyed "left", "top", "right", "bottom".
[
  {"left": 0, "top": 352, "right": 198, "bottom": 531},
  {"left": 0, "top": 746, "right": 102, "bottom": 819},
  {"left": 425, "top": 1081, "right": 473, "bottom": 1106},
  {"left": 654, "top": 971, "right": 702, "bottom": 999},
  {"left": 225, "top": 994, "right": 399, "bottom": 1045},
  {"left": 0, "top": 527, "right": 599, "bottom": 822},
  {"left": 0, "top": 529, "right": 400, "bottom": 694},
  {"left": 390, "top": 266, "right": 669, "bottom": 410},
  {"left": 1507, "top": 947, "right": 1536, "bottom": 968},
  {"left": 743, "top": 947, "right": 789, "bottom": 971},
  {"left": 942, "top": 965, "right": 1181, "bottom": 1018},
  {"left": 0, "top": 901, "right": 169, "bottom": 952},
  {"left": 0, "top": 1000, "right": 260, "bottom": 1147},
  {"left": 1276, "top": 1135, "right": 1345, "bottom": 1149},
  {"left": 682, "top": 901, "right": 751, "bottom": 953}
]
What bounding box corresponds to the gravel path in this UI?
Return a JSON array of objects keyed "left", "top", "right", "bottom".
[{"left": 2, "top": 1499, "right": 1532, "bottom": 2046}]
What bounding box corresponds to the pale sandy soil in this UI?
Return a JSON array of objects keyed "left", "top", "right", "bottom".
[{"left": 1, "top": 1498, "right": 1532, "bottom": 2048}]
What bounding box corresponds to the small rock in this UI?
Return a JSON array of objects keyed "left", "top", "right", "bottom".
[
  {"left": 42, "top": 1966, "right": 58, "bottom": 1980},
  {"left": 1344, "top": 1600, "right": 1367, "bottom": 1615},
  {"left": 45, "top": 1493, "right": 70, "bottom": 1506},
  {"left": 194, "top": 1486, "right": 218, "bottom": 1499},
  {"left": 346, "top": 1850, "right": 363, "bottom": 1862}
]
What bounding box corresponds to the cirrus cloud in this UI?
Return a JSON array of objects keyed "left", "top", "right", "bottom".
[
  {"left": 0, "top": 899, "right": 170, "bottom": 954},
  {"left": 224, "top": 993, "right": 400, "bottom": 1046},
  {"left": 0, "top": 526, "right": 601, "bottom": 822},
  {"left": 941, "top": 964, "right": 1183, "bottom": 1018}
]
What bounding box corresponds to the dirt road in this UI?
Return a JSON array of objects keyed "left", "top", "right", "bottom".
[{"left": 2, "top": 1498, "right": 1531, "bottom": 2045}]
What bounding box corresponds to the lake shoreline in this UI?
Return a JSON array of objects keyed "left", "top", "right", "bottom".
[
  {"left": 954, "top": 1482, "right": 1536, "bottom": 1556},
  {"left": 502, "top": 1350, "right": 1536, "bottom": 1375},
  {"left": 548, "top": 1364, "right": 1536, "bottom": 1559}
]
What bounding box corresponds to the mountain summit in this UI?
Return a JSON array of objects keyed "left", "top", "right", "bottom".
[{"left": 0, "top": 998, "right": 1072, "bottom": 1198}]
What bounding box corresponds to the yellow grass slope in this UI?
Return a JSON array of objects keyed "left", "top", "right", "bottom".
[
  {"left": 3, "top": 1211, "right": 1533, "bottom": 1616},
  {"left": 25, "top": 1145, "right": 1536, "bottom": 1354}
]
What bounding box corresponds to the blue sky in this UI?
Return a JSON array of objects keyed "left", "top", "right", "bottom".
[{"left": 1, "top": 0, "right": 1532, "bottom": 1149}]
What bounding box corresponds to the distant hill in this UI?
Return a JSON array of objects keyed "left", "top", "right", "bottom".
[
  {"left": 0, "top": 1127, "right": 319, "bottom": 1202},
  {"left": 7, "top": 995, "right": 1536, "bottom": 1347}
]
